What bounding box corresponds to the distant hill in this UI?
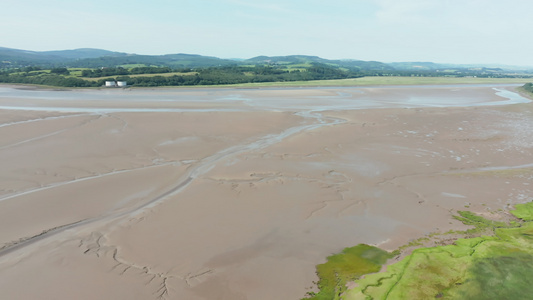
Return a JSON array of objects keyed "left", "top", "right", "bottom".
[
  {"left": 0, "top": 47, "right": 240, "bottom": 68},
  {"left": 1, "top": 46, "right": 532, "bottom": 72},
  {"left": 388, "top": 61, "right": 533, "bottom": 73},
  {"left": 246, "top": 55, "right": 329, "bottom": 64},
  {"left": 0, "top": 47, "right": 67, "bottom": 67},
  {"left": 245, "top": 55, "right": 394, "bottom": 71},
  {"left": 0, "top": 47, "right": 127, "bottom": 68},
  {"left": 40, "top": 48, "right": 126, "bottom": 59},
  {"left": 388, "top": 62, "right": 446, "bottom": 70},
  {"left": 0, "top": 48, "right": 398, "bottom": 70},
  {"left": 2, "top": 46, "right": 532, "bottom": 88},
  {"left": 73, "top": 53, "right": 238, "bottom": 68}
]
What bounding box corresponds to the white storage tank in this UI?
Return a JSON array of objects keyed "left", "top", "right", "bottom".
[
  {"left": 117, "top": 81, "right": 127, "bottom": 87},
  {"left": 105, "top": 81, "right": 116, "bottom": 87}
]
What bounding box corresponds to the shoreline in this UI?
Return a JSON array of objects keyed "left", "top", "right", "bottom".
[{"left": 1, "top": 76, "right": 532, "bottom": 92}]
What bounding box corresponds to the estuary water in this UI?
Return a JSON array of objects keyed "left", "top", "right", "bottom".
[{"left": 0, "top": 84, "right": 530, "bottom": 114}]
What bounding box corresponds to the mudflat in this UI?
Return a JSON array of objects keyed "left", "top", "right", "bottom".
[{"left": 0, "top": 84, "right": 531, "bottom": 299}]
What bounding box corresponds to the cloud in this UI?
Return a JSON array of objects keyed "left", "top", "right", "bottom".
[
  {"left": 2, "top": 0, "right": 533, "bottom": 65},
  {"left": 226, "top": 0, "right": 290, "bottom": 13},
  {"left": 372, "top": 0, "right": 440, "bottom": 24}
]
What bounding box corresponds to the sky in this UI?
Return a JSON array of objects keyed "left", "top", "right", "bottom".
[{"left": 2, "top": 0, "right": 533, "bottom": 66}]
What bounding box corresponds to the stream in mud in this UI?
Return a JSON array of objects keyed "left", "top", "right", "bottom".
[
  {"left": 0, "top": 84, "right": 530, "bottom": 256},
  {"left": 0, "top": 84, "right": 530, "bottom": 113}
]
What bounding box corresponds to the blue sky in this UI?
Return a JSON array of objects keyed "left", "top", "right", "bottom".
[{"left": 3, "top": 0, "right": 533, "bottom": 66}]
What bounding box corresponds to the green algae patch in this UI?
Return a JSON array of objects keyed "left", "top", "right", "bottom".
[
  {"left": 342, "top": 201, "right": 533, "bottom": 300},
  {"left": 511, "top": 201, "right": 533, "bottom": 221},
  {"left": 453, "top": 211, "right": 510, "bottom": 233},
  {"left": 303, "top": 244, "right": 392, "bottom": 300}
]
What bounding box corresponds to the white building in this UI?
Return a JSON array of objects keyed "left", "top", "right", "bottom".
[{"left": 105, "top": 81, "right": 127, "bottom": 87}]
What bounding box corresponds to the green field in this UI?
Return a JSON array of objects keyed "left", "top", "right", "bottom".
[
  {"left": 79, "top": 71, "right": 198, "bottom": 81},
  {"left": 223, "top": 76, "right": 533, "bottom": 88},
  {"left": 118, "top": 64, "right": 149, "bottom": 68}
]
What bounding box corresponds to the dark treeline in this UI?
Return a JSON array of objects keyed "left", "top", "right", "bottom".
[
  {"left": 523, "top": 83, "right": 533, "bottom": 93},
  {"left": 0, "top": 63, "right": 361, "bottom": 87},
  {"left": 80, "top": 66, "right": 187, "bottom": 77},
  {"left": 116, "top": 63, "right": 358, "bottom": 86},
  {"left": 1, "top": 63, "right": 532, "bottom": 88},
  {"left": 0, "top": 72, "right": 102, "bottom": 87}
]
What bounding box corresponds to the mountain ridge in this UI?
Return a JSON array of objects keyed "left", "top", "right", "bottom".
[{"left": 1, "top": 47, "right": 532, "bottom": 71}]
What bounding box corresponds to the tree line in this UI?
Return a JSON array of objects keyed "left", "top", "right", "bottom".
[
  {"left": 1, "top": 64, "right": 532, "bottom": 88},
  {"left": 115, "top": 64, "right": 358, "bottom": 86},
  {"left": 0, "top": 63, "right": 361, "bottom": 87},
  {"left": 523, "top": 83, "right": 533, "bottom": 93},
  {"left": 0, "top": 72, "right": 102, "bottom": 87},
  {"left": 80, "top": 66, "right": 187, "bottom": 77}
]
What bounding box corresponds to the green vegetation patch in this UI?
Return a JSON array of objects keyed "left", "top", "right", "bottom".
[
  {"left": 450, "top": 253, "right": 533, "bottom": 300},
  {"left": 227, "top": 77, "right": 533, "bottom": 88},
  {"left": 304, "top": 244, "right": 392, "bottom": 300},
  {"left": 511, "top": 201, "right": 533, "bottom": 221},
  {"left": 522, "top": 82, "right": 533, "bottom": 95},
  {"left": 3, "top": 61, "right": 532, "bottom": 88},
  {"left": 341, "top": 201, "right": 533, "bottom": 300},
  {"left": 118, "top": 64, "right": 148, "bottom": 68},
  {"left": 452, "top": 211, "right": 511, "bottom": 234}
]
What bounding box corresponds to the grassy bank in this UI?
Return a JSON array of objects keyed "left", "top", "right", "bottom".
[
  {"left": 217, "top": 76, "right": 532, "bottom": 88},
  {"left": 518, "top": 82, "right": 533, "bottom": 98},
  {"left": 304, "top": 200, "right": 533, "bottom": 300},
  {"left": 344, "top": 201, "right": 533, "bottom": 300},
  {"left": 304, "top": 245, "right": 392, "bottom": 300},
  {"left": 3, "top": 71, "right": 532, "bottom": 89}
]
